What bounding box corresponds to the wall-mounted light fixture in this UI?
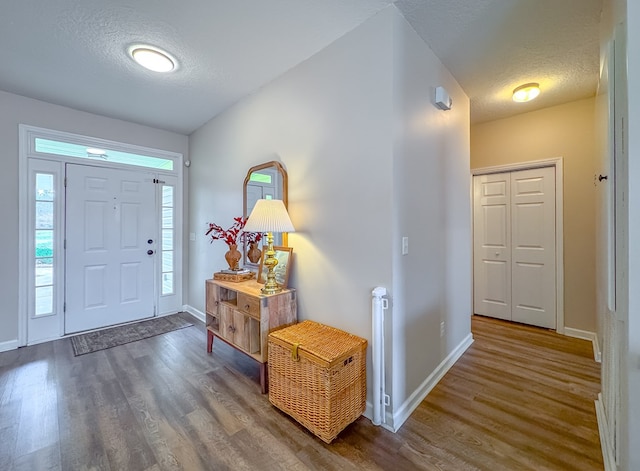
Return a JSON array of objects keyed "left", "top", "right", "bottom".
[
  {"left": 512, "top": 83, "right": 540, "bottom": 102},
  {"left": 128, "top": 45, "right": 176, "bottom": 73}
]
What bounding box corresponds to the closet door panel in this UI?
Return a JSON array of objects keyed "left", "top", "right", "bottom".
[
  {"left": 473, "top": 173, "right": 512, "bottom": 320},
  {"left": 511, "top": 167, "right": 556, "bottom": 329}
]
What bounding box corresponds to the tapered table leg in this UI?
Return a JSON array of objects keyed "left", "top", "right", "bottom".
[
  {"left": 207, "top": 330, "right": 214, "bottom": 353},
  {"left": 260, "top": 362, "right": 268, "bottom": 394}
]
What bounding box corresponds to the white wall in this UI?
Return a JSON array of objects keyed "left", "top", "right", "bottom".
[
  {"left": 0, "top": 90, "right": 188, "bottom": 348},
  {"left": 189, "top": 6, "right": 395, "bottom": 341},
  {"left": 624, "top": 1, "right": 640, "bottom": 469},
  {"left": 188, "top": 5, "right": 471, "bottom": 427},
  {"left": 390, "top": 11, "right": 471, "bottom": 421}
]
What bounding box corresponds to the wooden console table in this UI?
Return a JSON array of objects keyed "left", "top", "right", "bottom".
[{"left": 205, "top": 278, "right": 297, "bottom": 393}]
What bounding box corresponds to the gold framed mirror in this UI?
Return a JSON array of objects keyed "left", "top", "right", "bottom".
[{"left": 243, "top": 161, "right": 288, "bottom": 266}]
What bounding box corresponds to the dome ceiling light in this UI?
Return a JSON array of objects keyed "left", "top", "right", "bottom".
[
  {"left": 129, "top": 45, "right": 176, "bottom": 73},
  {"left": 512, "top": 82, "right": 540, "bottom": 103}
]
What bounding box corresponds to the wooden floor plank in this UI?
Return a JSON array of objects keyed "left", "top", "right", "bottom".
[{"left": 0, "top": 313, "right": 603, "bottom": 470}]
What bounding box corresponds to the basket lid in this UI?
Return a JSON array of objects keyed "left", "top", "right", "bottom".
[{"left": 269, "top": 320, "right": 367, "bottom": 367}]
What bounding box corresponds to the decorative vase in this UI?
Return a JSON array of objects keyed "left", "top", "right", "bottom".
[
  {"left": 224, "top": 244, "right": 241, "bottom": 271},
  {"left": 247, "top": 242, "right": 262, "bottom": 264}
]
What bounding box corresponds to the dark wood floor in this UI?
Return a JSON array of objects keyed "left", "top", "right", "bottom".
[{"left": 0, "top": 314, "right": 602, "bottom": 470}]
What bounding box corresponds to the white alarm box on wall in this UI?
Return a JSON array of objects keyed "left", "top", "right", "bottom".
[{"left": 435, "top": 86, "right": 452, "bottom": 111}]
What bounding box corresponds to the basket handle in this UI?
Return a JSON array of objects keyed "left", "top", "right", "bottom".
[{"left": 291, "top": 342, "right": 301, "bottom": 361}]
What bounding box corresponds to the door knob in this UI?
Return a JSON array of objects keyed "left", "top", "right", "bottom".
[
  {"left": 495, "top": 252, "right": 499, "bottom": 257},
  {"left": 147, "top": 250, "right": 154, "bottom": 255},
  {"left": 147, "top": 239, "right": 154, "bottom": 244}
]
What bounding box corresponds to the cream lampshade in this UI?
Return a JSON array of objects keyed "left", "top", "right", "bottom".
[{"left": 244, "top": 199, "right": 295, "bottom": 294}]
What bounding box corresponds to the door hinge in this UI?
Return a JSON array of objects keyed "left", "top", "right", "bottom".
[
  {"left": 63, "top": 302, "right": 66, "bottom": 313},
  {"left": 153, "top": 178, "right": 166, "bottom": 185},
  {"left": 64, "top": 177, "right": 67, "bottom": 187},
  {"left": 64, "top": 239, "right": 66, "bottom": 250}
]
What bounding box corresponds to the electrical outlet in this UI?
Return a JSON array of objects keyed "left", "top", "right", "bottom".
[
  {"left": 440, "top": 321, "right": 445, "bottom": 337},
  {"left": 402, "top": 237, "right": 409, "bottom": 255}
]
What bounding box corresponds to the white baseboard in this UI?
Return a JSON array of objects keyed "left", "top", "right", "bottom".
[
  {"left": 183, "top": 305, "right": 205, "bottom": 323},
  {"left": 389, "top": 333, "right": 474, "bottom": 432},
  {"left": 0, "top": 339, "right": 19, "bottom": 353},
  {"left": 564, "top": 327, "right": 601, "bottom": 363},
  {"left": 595, "top": 394, "right": 617, "bottom": 471},
  {"left": 364, "top": 402, "right": 395, "bottom": 433}
]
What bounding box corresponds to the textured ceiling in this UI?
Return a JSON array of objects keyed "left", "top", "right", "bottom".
[
  {"left": 397, "top": 0, "right": 603, "bottom": 123},
  {"left": 0, "top": 0, "right": 603, "bottom": 134}
]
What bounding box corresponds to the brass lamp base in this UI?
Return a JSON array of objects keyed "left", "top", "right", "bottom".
[{"left": 261, "top": 231, "right": 282, "bottom": 295}]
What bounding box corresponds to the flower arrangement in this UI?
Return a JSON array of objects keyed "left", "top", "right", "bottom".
[
  {"left": 243, "top": 230, "right": 263, "bottom": 245},
  {"left": 205, "top": 217, "right": 263, "bottom": 247}
]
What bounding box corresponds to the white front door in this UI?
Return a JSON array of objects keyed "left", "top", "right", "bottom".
[
  {"left": 65, "top": 164, "right": 157, "bottom": 334},
  {"left": 473, "top": 166, "right": 556, "bottom": 329}
]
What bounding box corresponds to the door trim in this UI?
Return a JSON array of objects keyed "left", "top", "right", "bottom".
[
  {"left": 18, "top": 125, "right": 184, "bottom": 346},
  {"left": 471, "top": 157, "right": 564, "bottom": 333}
]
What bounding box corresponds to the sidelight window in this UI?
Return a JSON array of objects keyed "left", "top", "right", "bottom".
[
  {"left": 34, "top": 173, "right": 55, "bottom": 316},
  {"left": 161, "top": 185, "right": 175, "bottom": 296}
]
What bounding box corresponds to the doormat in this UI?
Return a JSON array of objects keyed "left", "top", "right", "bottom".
[{"left": 70, "top": 313, "right": 193, "bottom": 356}]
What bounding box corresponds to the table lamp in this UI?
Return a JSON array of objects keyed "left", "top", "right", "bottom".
[{"left": 243, "top": 199, "right": 295, "bottom": 294}]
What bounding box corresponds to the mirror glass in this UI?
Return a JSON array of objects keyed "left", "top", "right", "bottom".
[{"left": 243, "top": 161, "right": 288, "bottom": 267}]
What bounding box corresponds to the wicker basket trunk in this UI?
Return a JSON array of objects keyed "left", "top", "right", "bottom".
[{"left": 268, "top": 320, "right": 367, "bottom": 443}]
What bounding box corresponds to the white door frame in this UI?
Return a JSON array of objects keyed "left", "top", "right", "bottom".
[
  {"left": 472, "top": 157, "right": 565, "bottom": 333},
  {"left": 18, "top": 125, "right": 184, "bottom": 346}
]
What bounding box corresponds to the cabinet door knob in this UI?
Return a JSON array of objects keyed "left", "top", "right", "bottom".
[{"left": 245, "top": 304, "right": 250, "bottom": 311}]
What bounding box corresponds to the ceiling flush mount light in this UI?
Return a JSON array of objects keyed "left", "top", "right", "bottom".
[
  {"left": 129, "top": 45, "right": 176, "bottom": 73},
  {"left": 512, "top": 82, "right": 540, "bottom": 103}
]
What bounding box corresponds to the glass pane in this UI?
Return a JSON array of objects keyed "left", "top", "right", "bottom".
[
  {"left": 162, "top": 186, "right": 174, "bottom": 207},
  {"left": 35, "top": 138, "right": 174, "bottom": 170},
  {"left": 250, "top": 172, "right": 272, "bottom": 184},
  {"left": 162, "top": 273, "right": 174, "bottom": 296},
  {"left": 162, "top": 250, "right": 173, "bottom": 273},
  {"left": 35, "top": 174, "right": 54, "bottom": 201},
  {"left": 162, "top": 207, "right": 173, "bottom": 229},
  {"left": 162, "top": 229, "right": 173, "bottom": 250},
  {"left": 35, "top": 230, "right": 53, "bottom": 258},
  {"left": 35, "top": 286, "right": 53, "bottom": 316},
  {"left": 35, "top": 258, "right": 53, "bottom": 287},
  {"left": 35, "top": 202, "right": 54, "bottom": 229}
]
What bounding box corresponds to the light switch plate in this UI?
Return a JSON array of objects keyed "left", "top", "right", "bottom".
[{"left": 402, "top": 237, "right": 409, "bottom": 255}]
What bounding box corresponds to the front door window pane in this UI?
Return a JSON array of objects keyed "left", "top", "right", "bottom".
[
  {"left": 35, "top": 202, "right": 54, "bottom": 229},
  {"left": 34, "top": 173, "right": 55, "bottom": 317},
  {"left": 161, "top": 185, "right": 175, "bottom": 295},
  {"left": 35, "top": 138, "right": 174, "bottom": 170},
  {"left": 35, "top": 174, "right": 54, "bottom": 200},
  {"left": 35, "top": 286, "right": 53, "bottom": 316}
]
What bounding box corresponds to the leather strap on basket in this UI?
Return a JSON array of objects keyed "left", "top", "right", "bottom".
[{"left": 291, "top": 342, "right": 301, "bottom": 361}]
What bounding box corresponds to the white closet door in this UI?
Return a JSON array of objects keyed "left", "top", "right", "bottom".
[
  {"left": 511, "top": 167, "right": 556, "bottom": 329},
  {"left": 473, "top": 172, "right": 512, "bottom": 320},
  {"left": 473, "top": 166, "right": 556, "bottom": 329}
]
